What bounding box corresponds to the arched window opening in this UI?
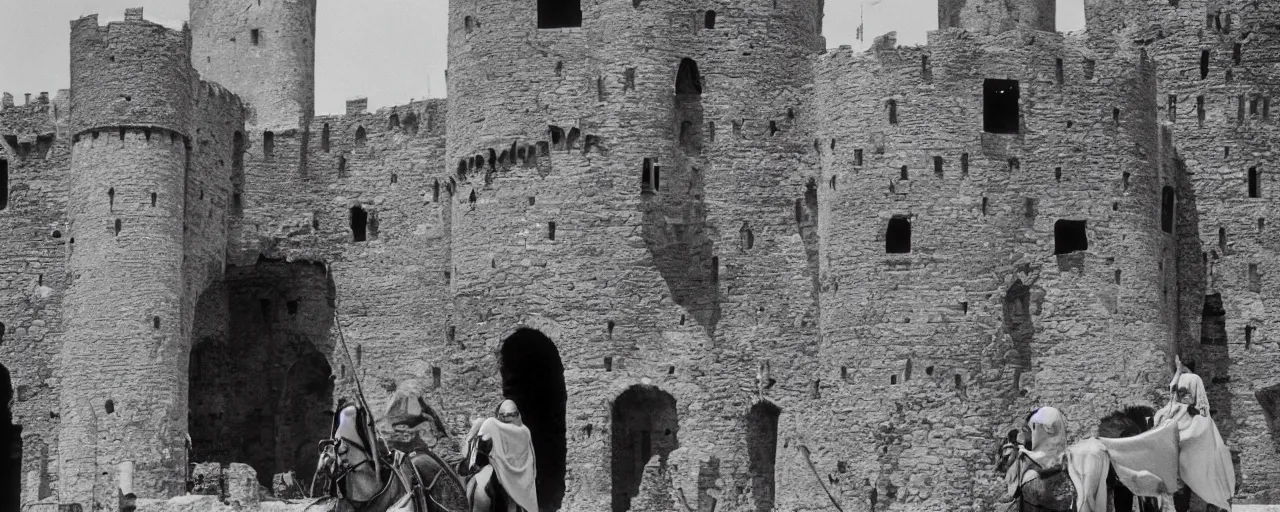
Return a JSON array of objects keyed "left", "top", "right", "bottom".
[
  {"left": 389, "top": 113, "right": 400, "bottom": 129},
  {"left": 321, "top": 123, "right": 330, "bottom": 152},
  {"left": 1201, "top": 293, "right": 1227, "bottom": 345},
  {"left": 983, "top": 79, "right": 1020, "bottom": 134},
  {"left": 0, "top": 159, "right": 8, "bottom": 210},
  {"left": 1003, "top": 280, "right": 1034, "bottom": 370},
  {"left": 1, "top": 364, "right": 20, "bottom": 512},
  {"left": 676, "top": 58, "right": 703, "bottom": 95},
  {"left": 747, "top": 402, "right": 781, "bottom": 512},
  {"left": 350, "top": 206, "right": 368, "bottom": 242},
  {"left": 1161, "top": 186, "right": 1176, "bottom": 233},
  {"left": 500, "top": 329, "right": 567, "bottom": 512},
  {"left": 886, "top": 217, "right": 911, "bottom": 254},
  {"left": 355, "top": 126, "right": 367, "bottom": 148},
  {"left": 612, "top": 385, "right": 679, "bottom": 512},
  {"left": 263, "top": 131, "right": 274, "bottom": 158},
  {"left": 538, "top": 0, "right": 582, "bottom": 29},
  {"left": 1248, "top": 167, "right": 1260, "bottom": 198},
  {"left": 1054, "top": 220, "right": 1088, "bottom": 254},
  {"left": 704, "top": 10, "right": 717, "bottom": 29}
]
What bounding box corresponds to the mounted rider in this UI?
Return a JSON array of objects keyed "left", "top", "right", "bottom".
[
  {"left": 463, "top": 400, "right": 539, "bottom": 512},
  {"left": 1153, "top": 365, "right": 1235, "bottom": 511},
  {"left": 1002, "top": 407, "right": 1074, "bottom": 509}
]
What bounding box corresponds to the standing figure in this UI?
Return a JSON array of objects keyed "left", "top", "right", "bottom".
[
  {"left": 1153, "top": 367, "right": 1235, "bottom": 512},
  {"left": 464, "top": 400, "right": 539, "bottom": 512}
]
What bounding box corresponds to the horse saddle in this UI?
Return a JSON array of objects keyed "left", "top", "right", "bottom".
[
  {"left": 386, "top": 450, "right": 430, "bottom": 512},
  {"left": 1019, "top": 465, "right": 1075, "bottom": 511}
]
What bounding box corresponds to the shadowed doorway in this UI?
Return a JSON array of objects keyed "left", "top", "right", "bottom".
[{"left": 499, "top": 328, "right": 567, "bottom": 512}]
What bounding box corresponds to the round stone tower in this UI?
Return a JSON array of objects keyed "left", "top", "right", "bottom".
[
  {"left": 189, "top": 0, "right": 316, "bottom": 133},
  {"left": 445, "top": 1, "right": 824, "bottom": 510},
  {"left": 61, "top": 10, "right": 194, "bottom": 508}
]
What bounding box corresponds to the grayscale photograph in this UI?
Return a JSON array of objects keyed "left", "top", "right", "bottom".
[{"left": 0, "top": 0, "right": 1275, "bottom": 511}]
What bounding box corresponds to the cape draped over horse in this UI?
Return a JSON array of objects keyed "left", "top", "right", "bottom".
[{"left": 314, "top": 402, "right": 469, "bottom": 512}]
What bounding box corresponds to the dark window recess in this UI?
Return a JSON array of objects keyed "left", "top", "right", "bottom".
[
  {"left": 350, "top": 206, "right": 368, "bottom": 242},
  {"left": 433, "top": 180, "right": 440, "bottom": 202},
  {"left": 1201, "top": 294, "right": 1227, "bottom": 345},
  {"left": 676, "top": 58, "right": 702, "bottom": 95},
  {"left": 250, "top": 29, "right": 260, "bottom": 45},
  {"left": 0, "top": 159, "right": 7, "bottom": 210},
  {"left": 1055, "top": 167, "right": 1062, "bottom": 181},
  {"left": 263, "top": 131, "right": 274, "bottom": 158},
  {"left": 900, "top": 166, "right": 909, "bottom": 180},
  {"left": 1161, "top": 186, "right": 1176, "bottom": 233},
  {"left": 338, "top": 156, "right": 347, "bottom": 176},
  {"left": 1248, "top": 167, "right": 1260, "bottom": 198},
  {"left": 538, "top": 0, "right": 582, "bottom": 29},
  {"left": 704, "top": 10, "right": 716, "bottom": 29},
  {"left": 961, "top": 153, "right": 969, "bottom": 174},
  {"left": 641, "top": 159, "right": 654, "bottom": 193},
  {"left": 151, "top": 192, "right": 157, "bottom": 207},
  {"left": 1200, "top": 50, "right": 1210, "bottom": 79},
  {"left": 887, "top": 99, "right": 898, "bottom": 125},
  {"left": 854, "top": 149, "right": 863, "bottom": 166},
  {"left": 1219, "top": 227, "right": 1228, "bottom": 253},
  {"left": 321, "top": 123, "right": 330, "bottom": 152},
  {"left": 1198, "top": 96, "right": 1206, "bottom": 123},
  {"left": 1169, "top": 95, "right": 1177, "bottom": 122},
  {"left": 1084, "top": 59, "right": 1096, "bottom": 80},
  {"left": 1055, "top": 58, "right": 1064, "bottom": 85},
  {"left": 653, "top": 165, "right": 660, "bottom": 191},
  {"left": 983, "top": 79, "right": 1020, "bottom": 134},
  {"left": 982, "top": 197, "right": 988, "bottom": 215},
  {"left": 114, "top": 219, "right": 122, "bottom": 236},
  {"left": 549, "top": 222, "right": 557, "bottom": 240},
  {"left": 922, "top": 55, "right": 932, "bottom": 81},
  {"left": 355, "top": 126, "right": 367, "bottom": 147},
  {"left": 933, "top": 156, "right": 943, "bottom": 176},
  {"left": 1054, "top": 220, "right": 1088, "bottom": 255},
  {"left": 1233, "top": 43, "right": 1242, "bottom": 65},
  {"left": 886, "top": 217, "right": 911, "bottom": 254},
  {"left": 389, "top": 113, "right": 400, "bottom": 129},
  {"left": 431, "top": 367, "right": 442, "bottom": 388},
  {"left": 711, "top": 256, "right": 719, "bottom": 284}
]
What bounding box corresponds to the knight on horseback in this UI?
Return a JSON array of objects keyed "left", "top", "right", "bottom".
[
  {"left": 461, "top": 400, "right": 539, "bottom": 512},
  {"left": 997, "top": 407, "right": 1075, "bottom": 511}
]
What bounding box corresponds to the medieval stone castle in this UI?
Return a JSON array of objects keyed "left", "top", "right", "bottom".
[{"left": 0, "top": 0, "right": 1276, "bottom": 510}]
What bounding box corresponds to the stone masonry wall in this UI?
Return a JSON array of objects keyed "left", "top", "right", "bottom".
[
  {"left": 446, "top": 1, "right": 825, "bottom": 510},
  {"left": 812, "top": 27, "right": 1173, "bottom": 511},
  {"left": 1086, "top": 0, "right": 1280, "bottom": 502},
  {"left": 0, "top": 90, "right": 71, "bottom": 506}
]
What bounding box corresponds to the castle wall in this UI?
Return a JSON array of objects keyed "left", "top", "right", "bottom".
[
  {"left": 0, "top": 91, "right": 71, "bottom": 506},
  {"left": 445, "top": 1, "right": 825, "bottom": 510},
  {"left": 1086, "top": 0, "right": 1280, "bottom": 501},
  {"left": 813, "top": 28, "right": 1173, "bottom": 510}
]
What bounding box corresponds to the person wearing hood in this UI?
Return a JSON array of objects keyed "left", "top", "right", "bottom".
[
  {"left": 1153, "top": 365, "right": 1236, "bottom": 511},
  {"left": 1004, "top": 407, "right": 1072, "bottom": 507},
  {"left": 463, "top": 400, "right": 539, "bottom": 512}
]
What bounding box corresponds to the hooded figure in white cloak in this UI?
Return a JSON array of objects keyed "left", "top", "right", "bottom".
[
  {"left": 1004, "top": 407, "right": 1074, "bottom": 509},
  {"left": 1154, "top": 370, "right": 1236, "bottom": 511},
  {"left": 464, "top": 400, "right": 539, "bottom": 512}
]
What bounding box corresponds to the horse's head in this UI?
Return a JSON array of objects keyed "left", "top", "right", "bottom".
[
  {"left": 994, "top": 428, "right": 1023, "bottom": 474},
  {"left": 315, "top": 403, "right": 385, "bottom": 502}
]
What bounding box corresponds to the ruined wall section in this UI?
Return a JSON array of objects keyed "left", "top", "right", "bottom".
[
  {"left": 60, "top": 12, "right": 197, "bottom": 508},
  {"left": 217, "top": 98, "right": 452, "bottom": 452},
  {"left": 812, "top": 29, "right": 1171, "bottom": 510},
  {"left": 1086, "top": 0, "right": 1280, "bottom": 501},
  {"left": 446, "top": 1, "right": 824, "bottom": 510},
  {"left": 0, "top": 91, "right": 72, "bottom": 507},
  {"left": 190, "top": 0, "right": 316, "bottom": 134}
]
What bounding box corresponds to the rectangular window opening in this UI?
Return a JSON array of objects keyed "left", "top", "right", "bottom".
[
  {"left": 321, "top": 123, "right": 330, "bottom": 153},
  {"left": 854, "top": 149, "right": 863, "bottom": 166},
  {"left": 933, "top": 156, "right": 943, "bottom": 176},
  {"left": 250, "top": 29, "right": 260, "bottom": 46},
  {"left": 1197, "top": 96, "right": 1206, "bottom": 123},
  {"left": 1168, "top": 94, "right": 1177, "bottom": 122},
  {"left": 983, "top": 79, "right": 1020, "bottom": 134},
  {"left": 0, "top": 159, "right": 7, "bottom": 211},
  {"left": 1201, "top": 50, "right": 1210, "bottom": 79},
  {"left": 1054, "top": 220, "right": 1088, "bottom": 255},
  {"left": 1248, "top": 167, "right": 1260, "bottom": 198},
  {"left": 263, "top": 131, "right": 275, "bottom": 159},
  {"left": 538, "top": 0, "right": 582, "bottom": 29},
  {"left": 886, "top": 217, "right": 911, "bottom": 254},
  {"left": 1161, "top": 186, "right": 1176, "bottom": 233},
  {"left": 1055, "top": 58, "right": 1064, "bottom": 85}
]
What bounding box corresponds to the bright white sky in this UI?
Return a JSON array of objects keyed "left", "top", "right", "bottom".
[{"left": 0, "top": 1, "right": 1084, "bottom": 114}]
